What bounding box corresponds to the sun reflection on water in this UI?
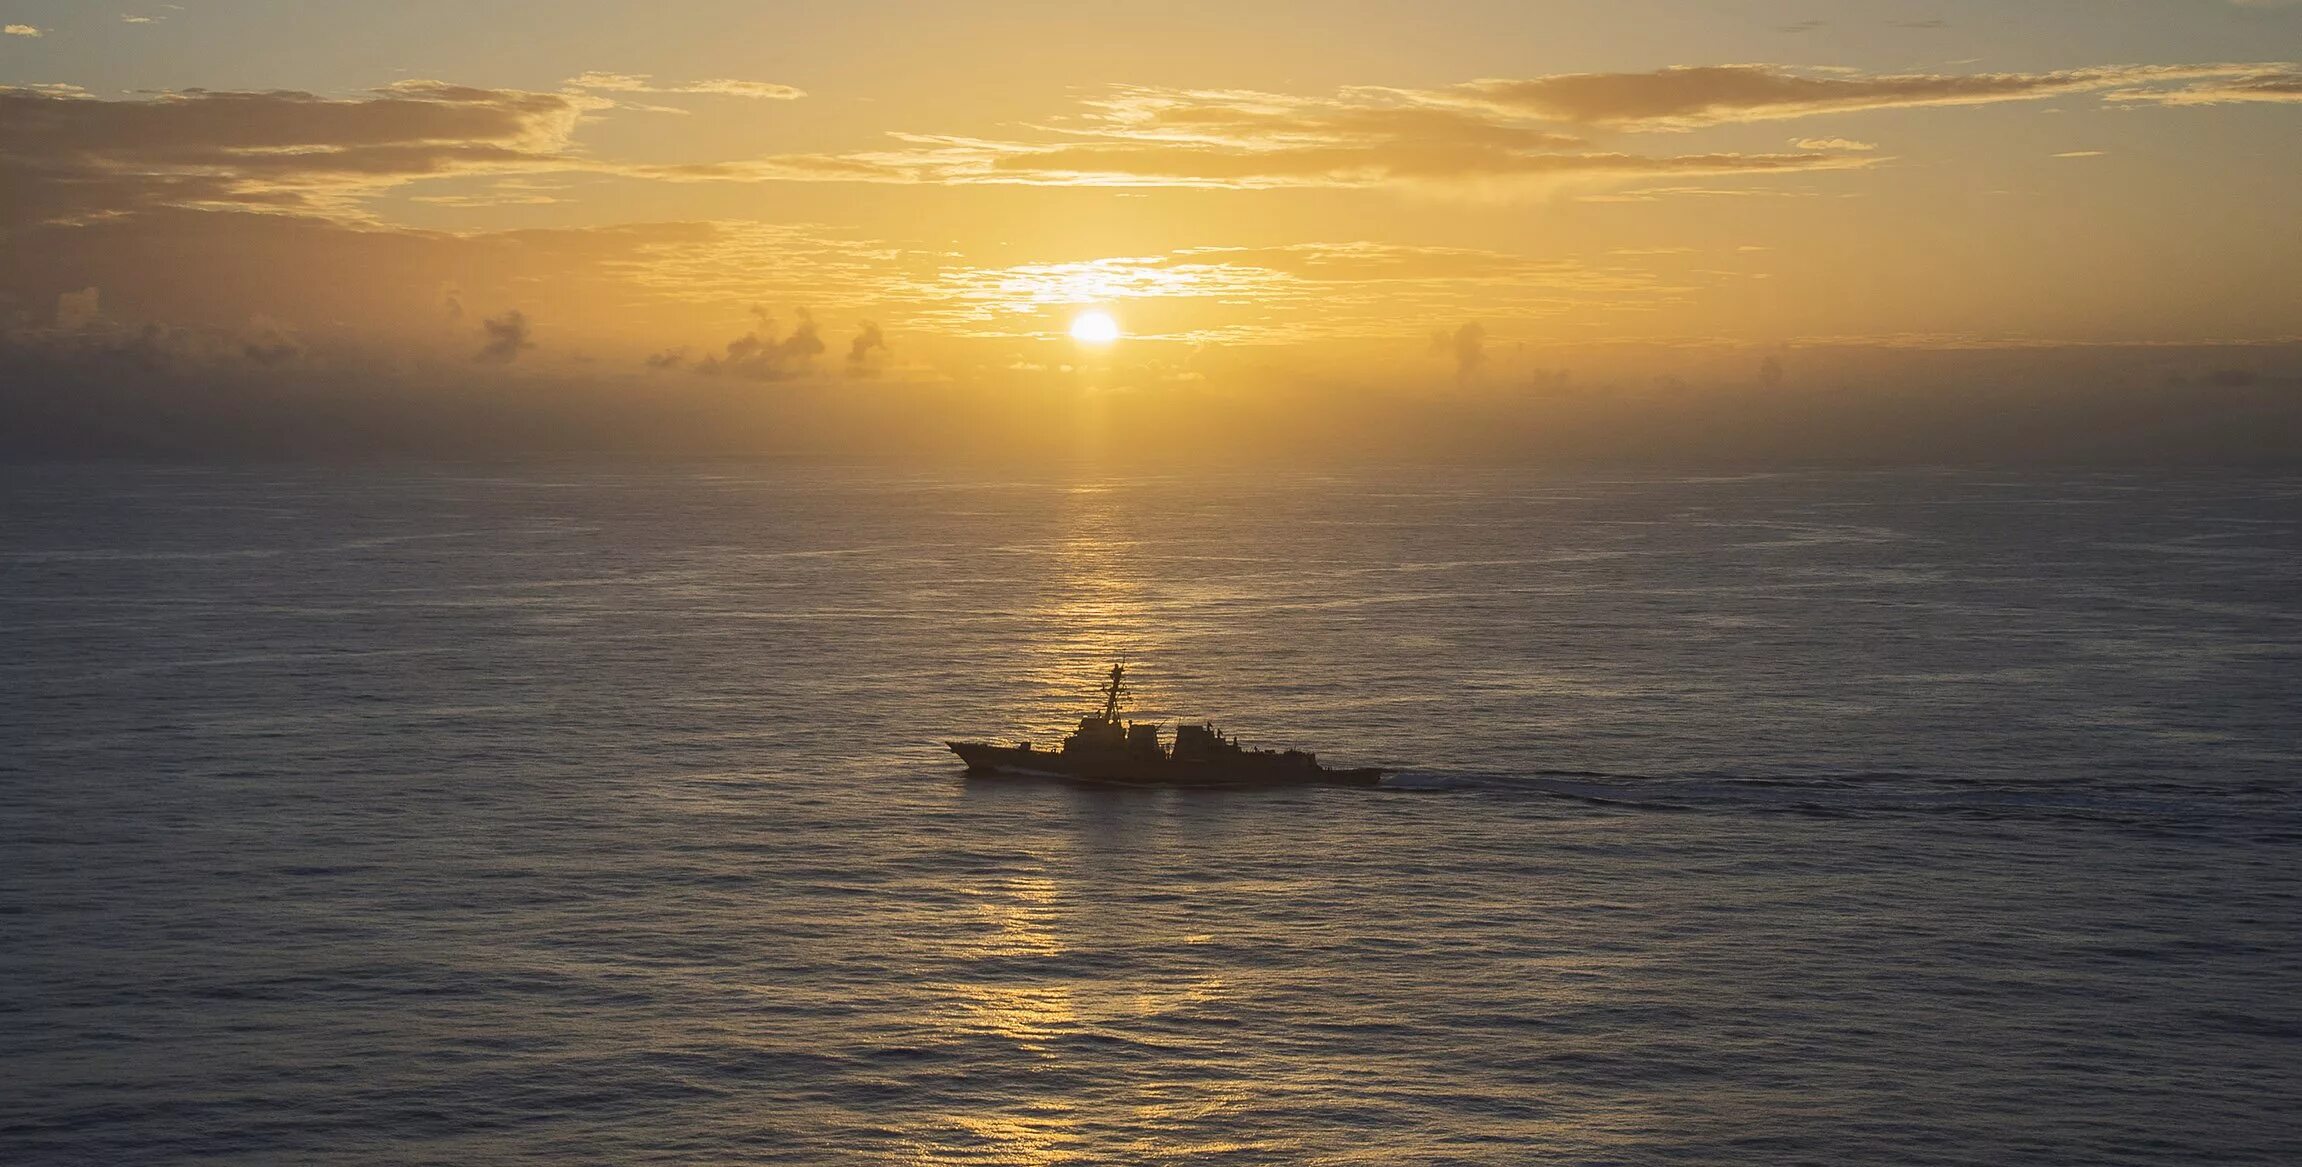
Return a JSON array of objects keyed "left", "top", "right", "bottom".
[
  {"left": 979, "top": 484, "right": 1192, "bottom": 742},
  {"left": 961, "top": 874, "right": 1067, "bottom": 960}
]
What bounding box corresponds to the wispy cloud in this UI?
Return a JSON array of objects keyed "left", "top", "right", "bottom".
[
  {"left": 567, "top": 72, "right": 805, "bottom": 100},
  {"left": 670, "top": 84, "right": 1877, "bottom": 191},
  {"left": 865, "top": 241, "right": 1686, "bottom": 341},
  {"left": 1422, "top": 63, "right": 2296, "bottom": 129},
  {"left": 665, "top": 143, "right": 1872, "bottom": 190},
  {"left": 632, "top": 63, "right": 2294, "bottom": 192},
  {"left": 2106, "top": 71, "right": 2302, "bottom": 104}
]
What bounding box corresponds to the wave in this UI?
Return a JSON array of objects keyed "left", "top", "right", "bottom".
[{"left": 1377, "top": 766, "right": 2300, "bottom": 835}]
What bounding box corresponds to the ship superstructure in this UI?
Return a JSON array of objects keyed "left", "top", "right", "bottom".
[{"left": 946, "top": 664, "right": 1383, "bottom": 788}]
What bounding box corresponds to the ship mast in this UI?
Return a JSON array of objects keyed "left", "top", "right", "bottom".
[{"left": 1098, "top": 662, "right": 1127, "bottom": 722}]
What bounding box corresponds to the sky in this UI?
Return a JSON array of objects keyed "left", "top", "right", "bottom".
[{"left": 2, "top": 1, "right": 2299, "bottom": 458}]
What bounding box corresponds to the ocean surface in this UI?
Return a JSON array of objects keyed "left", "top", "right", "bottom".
[{"left": 3, "top": 463, "right": 2299, "bottom": 1165}]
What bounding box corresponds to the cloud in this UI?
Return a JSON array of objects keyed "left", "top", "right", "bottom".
[
  {"left": 2106, "top": 71, "right": 2302, "bottom": 105},
  {"left": 57, "top": 287, "right": 102, "bottom": 329},
  {"left": 658, "top": 63, "right": 2290, "bottom": 191},
  {"left": 881, "top": 242, "right": 1677, "bottom": 342},
  {"left": 1167, "top": 241, "right": 1610, "bottom": 283},
  {"left": 984, "top": 143, "right": 1866, "bottom": 187},
  {"left": 679, "top": 79, "right": 808, "bottom": 100},
  {"left": 241, "top": 316, "right": 304, "bottom": 365},
  {"left": 1428, "top": 63, "right": 2296, "bottom": 128},
  {"left": 1431, "top": 321, "right": 1486, "bottom": 383},
  {"left": 1066, "top": 86, "right": 1591, "bottom": 152},
  {"left": 671, "top": 308, "right": 830, "bottom": 380},
  {"left": 0, "top": 82, "right": 599, "bottom": 225},
  {"left": 566, "top": 72, "right": 654, "bottom": 91},
  {"left": 14, "top": 320, "right": 2293, "bottom": 465},
  {"left": 695, "top": 85, "right": 1878, "bottom": 190},
  {"left": 2, "top": 300, "right": 316, "bottom": 381},
  {"left": 1577, "top": 184, "right": 1833, "bottom": 203},
  {"left": 475, "top": 309, "right": 534, "bottom": 363},
  {"left": 12, "top": 64, "right": 2287, "bottom": 218},
  {"left": 567, "top": 72, "right": 805, "bottom": 100},
  {"left": 846, "top": 320, "right": 887, "bottom": 376},
  {"left": 4, "top": 23, "right": 41, "bottom": 36},
  {"left": 0, "top": 205, "right": 938, "bottom": 362}
]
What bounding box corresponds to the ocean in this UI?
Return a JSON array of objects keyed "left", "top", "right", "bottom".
[{"left": 4, "top": 463, "right": 2298, "bottom": 1164}]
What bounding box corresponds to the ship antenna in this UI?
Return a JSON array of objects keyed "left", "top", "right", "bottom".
[{"left": 1100, "top": 660, "right": 1127, "bottom": 722}]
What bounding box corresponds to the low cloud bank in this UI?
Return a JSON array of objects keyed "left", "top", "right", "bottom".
[{"left": 2, "top": 325, "right": 2296, "bottom": 465}]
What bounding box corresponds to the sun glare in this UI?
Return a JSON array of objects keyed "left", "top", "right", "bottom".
[{"left": 1069, "top": 310, "right": 1122, "bottom": 344}]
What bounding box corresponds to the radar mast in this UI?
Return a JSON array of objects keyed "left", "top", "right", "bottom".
[{"left": 1098, "top": 662, "right": 1128, "bottom": 722}]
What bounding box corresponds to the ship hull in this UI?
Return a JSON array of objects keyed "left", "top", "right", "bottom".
[{"left": 947, "top": 741, "right": 1384, "bottom": 789}]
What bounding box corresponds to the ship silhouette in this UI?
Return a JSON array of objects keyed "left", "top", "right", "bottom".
[{"left": 947, "top": 663, "right": 1384, "bottom": 788}]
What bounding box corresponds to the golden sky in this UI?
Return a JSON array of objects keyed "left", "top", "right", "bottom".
[{"left": 3, "top": 0, "right": 2299, "bottom": 383}]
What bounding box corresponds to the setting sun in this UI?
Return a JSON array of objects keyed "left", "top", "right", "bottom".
[{"left": 1068, "top": 310, "right": 1121, "bottom": 345}]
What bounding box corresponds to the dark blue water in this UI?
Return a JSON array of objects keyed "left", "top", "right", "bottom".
[{"left": 4, "top": 464, "right": 2299, "bottom": 1164}]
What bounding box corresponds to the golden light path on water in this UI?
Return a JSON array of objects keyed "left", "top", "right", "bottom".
[
  {"left": 899, "top": 485, "right": 1230, "bottom": 1163},
  {"left": 994, "top": 482, "right": 1177, "bottom": 742},
  {"left": 891, "top": 483, "right": 1638, "bottom": 1162}
]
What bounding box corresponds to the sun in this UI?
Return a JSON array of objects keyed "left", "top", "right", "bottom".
[{"left": 1068, "top": 310, "right": 1121, "bottom": 344}]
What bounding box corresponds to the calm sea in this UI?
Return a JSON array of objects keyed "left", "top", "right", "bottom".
[{"left": 4, "top": 463, "right": 2298, "bottom": 1165}]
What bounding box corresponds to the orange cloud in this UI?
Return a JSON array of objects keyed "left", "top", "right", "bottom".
[
  {"left": 680, "top": 85, "right": 1879, "bottom": 190},
  {"left": 566, "top": 72, "right": 805, "bottom": 100},
  {"left": 1424, "top": 63, "right": 2295, "bottom": 128},
  {"left": 13, "top": 63, "right": 2289, "bottom": 218},
  {"left": 636, "top": 63, "right": 2289, "bottom": 191},
  {"left": 2106, "top": 71, "right": 2302, "bottom": 105},
  {"left": 0, "top": 82, "right": 597, "bottom": 223}
]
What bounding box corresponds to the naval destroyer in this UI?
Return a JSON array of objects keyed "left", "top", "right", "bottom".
[{"left": 947, "top": 664, "right": 1384, "bottom": 788}]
